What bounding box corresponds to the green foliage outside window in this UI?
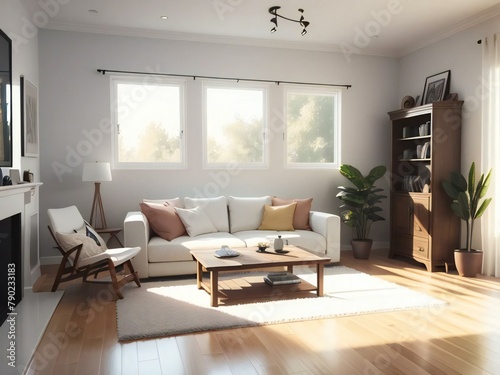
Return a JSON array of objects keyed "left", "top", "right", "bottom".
[{"left": 287, "top": 93, "right": 336, "bottom": 164}]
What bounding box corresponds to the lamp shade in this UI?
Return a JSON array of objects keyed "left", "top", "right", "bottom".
[{"left": 82, "top": 162, "right": 112, "bottom": 182}]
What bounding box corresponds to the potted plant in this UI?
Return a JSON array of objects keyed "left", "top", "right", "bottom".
[
  {"left": 336, "top": 164, "right": 387, "bottom": 259},
  {"left": 442, "top": 162, "right": 492, "bottom": 277}
]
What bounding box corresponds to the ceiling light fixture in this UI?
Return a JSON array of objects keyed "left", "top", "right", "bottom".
[
  {"left": 160, "top": 15, "right": 168, "bottom": 20},
  {"left": 268, "top": 6, "right": 310, "bottom": 36}
]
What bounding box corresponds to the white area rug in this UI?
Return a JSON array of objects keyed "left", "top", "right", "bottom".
[{"left": 116, "top": 266, "right": 446, "bottom": 341}]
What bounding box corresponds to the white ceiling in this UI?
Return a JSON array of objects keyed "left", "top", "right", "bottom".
[{"left": 21, "top": 0, "right": 500, "bottom": 56}]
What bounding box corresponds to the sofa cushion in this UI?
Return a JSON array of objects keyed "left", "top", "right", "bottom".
[
  {"left": 232, "top": 230, "right": 298, "bottom": 248},
  {"left": 56, "top": 232, "right": 104, "bottom": 264},
  {"left": 258, "top": 203, "right": 296, "bottom": 231},
  {"left": 140, "top": 202, "right": 186, "bottom": 241},
  {"left": 148, "top": 232, "right": 246, "bottom": 263},
  {"left": 184, "top": 196, "right": 229, "bottom": 232},
  {"left": 272, "top": 197, "right": 313, "bottom": 230},
  {"left": 228, "top": 196, "right": 272, "bottom": 233},
  {"left": 143, "top": 197, "right": 184, "bottom": 208},
  {"left": 175, "top": 206, "right": 217, "bottom": 237},
  {"left": 233, "top": 230, "right": 326, "bottom": 255}
]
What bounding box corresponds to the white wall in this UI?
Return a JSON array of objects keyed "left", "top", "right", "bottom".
[
  {"left": 38, "top": 30, "right": 398, "bottom": 260},
  {"left": 0, "top": 0, "right": 40, "bottom": 177},
  {"left": 0, "top": 1, "right": 42, "bottom": 285},
  {"left": 398, "top": 14, "right": 500, "bottom": 249}
]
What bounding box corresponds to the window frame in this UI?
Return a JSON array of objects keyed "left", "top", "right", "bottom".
[
  {"left": 202, "top": 80, "right": 269, "bottom": 170},
  {"left": 283, "top": 85, "right": 341, "bottom": 169},
  {"left": 110, "top": 74, "right": 187, "bottom": 170}
]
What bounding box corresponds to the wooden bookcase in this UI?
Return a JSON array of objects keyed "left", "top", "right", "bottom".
[{"left": 388, "top": 101, "right": 463, "bottom": 271}]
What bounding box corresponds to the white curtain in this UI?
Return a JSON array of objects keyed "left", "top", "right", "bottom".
[{"left": 481, "top": 33, "right": 500, "bottom": 277}]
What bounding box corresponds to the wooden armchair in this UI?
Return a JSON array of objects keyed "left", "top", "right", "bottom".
[{"left": 47, "top": 205, "right": 141, "bottom": 299}]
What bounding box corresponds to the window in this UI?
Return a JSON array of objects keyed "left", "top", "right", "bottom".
[
  {"left": 203, "top": 82, "right": 267, "bottom": 168},
  {"left": 111, "top": 75, "right": 185, "bottom": 169},
  {"left": 284, "top": 86, "right": 341, "bottom": 168}
]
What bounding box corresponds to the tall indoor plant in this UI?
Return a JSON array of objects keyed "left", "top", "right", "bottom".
[
  {"left": 336, "top": 164, "right": 387, "bottom": 259},
  {"left": 442, "top": 162, "right": 492, "bottom": 277}
]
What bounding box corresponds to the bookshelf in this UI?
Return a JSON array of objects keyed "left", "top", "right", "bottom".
[{"left": 388, "top": 101, "right": 463, "bottom": 271}]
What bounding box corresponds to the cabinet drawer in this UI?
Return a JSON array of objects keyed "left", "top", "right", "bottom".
[{"left": 412, "top": 238, "right": 429, "bottom": 259}]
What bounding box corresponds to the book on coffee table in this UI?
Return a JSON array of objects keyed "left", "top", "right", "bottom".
[{"left": 264, "top": 272, "right": 301, "bottom": 286}]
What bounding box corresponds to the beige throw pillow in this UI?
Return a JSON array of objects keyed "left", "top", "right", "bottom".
[
  {"left": 56, "top": 232, "right": 104, "bottom": 265},
  {"left": 258, "top": 202, "right": 297, "bottom": 231}
]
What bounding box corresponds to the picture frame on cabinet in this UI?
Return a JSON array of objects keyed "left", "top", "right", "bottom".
[
  {"left": 21, "top": 75, "right": 39, "bottom": 157},
  {"left": 421, "top": 70, "right": 450, "bottom": 105}
]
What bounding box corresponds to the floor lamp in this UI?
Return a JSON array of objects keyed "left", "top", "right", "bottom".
[{"left": 82, "top": 162, "right": 112, "bottom": 230}]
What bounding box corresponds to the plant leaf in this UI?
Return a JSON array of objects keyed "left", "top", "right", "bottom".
[
  {"left": 456, "top": 192, "right": 470, "bottom": 221},
  {"left": 442, "top": 179, "right": 460, "bottom": 199},
  {"left": 468, "top": 162, "right": 476, "bottom": 200},
  {"left": 451, "top": 171, "right": 467, "bottom": 192},
  {"left": 339, "top": 165, "right": 366, "bottom": 189},
  {"left": 365, "top": 165, "right": 387, "bottom": 186},
  {"left": 478, "top": 169, "right": 492, "bottom": 199},
  {"left": 474, "top": 198, "right": 492, "bottom": 219}
]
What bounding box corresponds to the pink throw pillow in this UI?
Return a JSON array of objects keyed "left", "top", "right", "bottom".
[
  {"left": 272, "top": 197, "right": 313, "bottom": 230},
  {"left": 140, "top": 202, "right": 186, "bottom": 241}
]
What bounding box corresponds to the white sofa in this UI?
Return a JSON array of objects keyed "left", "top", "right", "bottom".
[{"left": 124, "top": 196, "right": 340, "bottom": 278}]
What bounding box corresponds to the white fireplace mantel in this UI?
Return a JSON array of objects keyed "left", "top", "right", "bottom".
[
  {"left": 0, "top": 182, "right": 42, "bottom": 197},
  {"left": 0, "top": 182, "right": 43, "bottom": 288}
]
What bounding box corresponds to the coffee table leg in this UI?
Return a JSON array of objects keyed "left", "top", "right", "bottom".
[
  {"left": 317, "top": 263, "right": 324, "bottom": 297},
  {"left": 196, "top": 261, "right": 203, "bottom": 289},
  {"left": 210, "top": 271, "right": 219, "bottom": 307}
]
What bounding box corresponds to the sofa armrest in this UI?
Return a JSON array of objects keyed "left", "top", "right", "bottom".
[
  {"left": 124, "top": 211, "right": 151, "bottom": 279},
  {"left": 309, "top": 211, "right": 341, "bottom": 263}
]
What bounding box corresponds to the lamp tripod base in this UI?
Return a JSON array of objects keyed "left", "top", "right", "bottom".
[{"left": 89, "top": 182, "right": 108, "bottom": 230}]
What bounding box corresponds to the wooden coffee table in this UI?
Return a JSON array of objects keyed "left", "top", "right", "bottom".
[{"left": 190, "top": 246, "right": 331, "bottom": 307}]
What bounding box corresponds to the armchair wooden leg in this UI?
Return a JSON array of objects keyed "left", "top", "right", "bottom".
[
  {"left": 107, "top": 259, "right": 124, "bottom": 299},
  {"left": 126, "top": 260, "right": 141, "bottom": 288},
  {"left": 52, "top": 259, "right": 68, "bottom": 292},
  {"left": 82, "top": 267, "right": 91, "bottom": 283}
]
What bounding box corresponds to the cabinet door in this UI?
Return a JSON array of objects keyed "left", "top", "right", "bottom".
[
  {"left": 412, "top": 195, "right": 430, "bottom": 238},
  {"left": 392, "top": 194, "right": 412, "bottom": 236}
]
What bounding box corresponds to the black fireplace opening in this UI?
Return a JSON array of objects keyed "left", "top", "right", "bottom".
[{"left": 0, "top": 213, "right": 22, "bottom": 326}]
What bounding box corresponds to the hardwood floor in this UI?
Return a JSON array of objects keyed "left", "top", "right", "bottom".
[{"left": 25, "top": 249, "right": 500, "bottom": 375}]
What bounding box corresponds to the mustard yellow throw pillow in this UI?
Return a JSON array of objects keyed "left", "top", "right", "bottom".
[{"left": 258, "top": 202, "right": 297, "bottom": 231}]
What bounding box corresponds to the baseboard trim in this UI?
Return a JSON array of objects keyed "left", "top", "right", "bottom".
[
  {"left": 341, "top": 241, "right": 389, "bottom": 251},
  {"left": 40, "top": 255, "right": 62, "bottom": 265}
]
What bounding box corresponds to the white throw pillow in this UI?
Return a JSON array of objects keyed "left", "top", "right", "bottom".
[
  {"left": 228, "top": 196, "right": 272, "bottom": 233},
  {"left": 175, "top": 206, "right": 218, "bottom": 237},
  {"left": 184, "top": 196, "right": 229, "bottom": 232}
]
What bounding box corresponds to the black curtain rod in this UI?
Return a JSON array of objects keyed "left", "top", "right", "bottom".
[{"left": 96, "top": 69, "right": 351, "bottom": 89}]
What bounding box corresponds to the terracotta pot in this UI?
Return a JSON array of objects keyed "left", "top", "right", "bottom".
[
  {"left": 454, "top": 249, "right": 483, "bottom": 277},
  {"left": 351, "top": 239, "right": 373, "bottom": 259}
]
